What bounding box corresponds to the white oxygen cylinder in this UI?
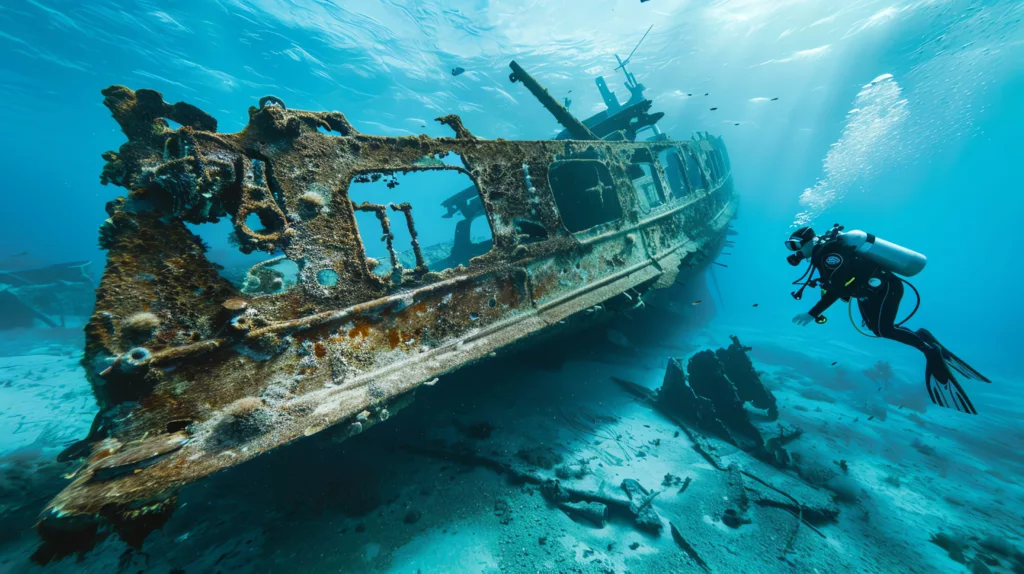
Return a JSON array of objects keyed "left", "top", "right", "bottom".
[{"left": 840, "top": 230, "right": 927, "bottom": 276}]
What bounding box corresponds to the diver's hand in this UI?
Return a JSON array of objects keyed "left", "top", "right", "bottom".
[{"left": 792, "top": 313, "right": 815, "bottom": 327}]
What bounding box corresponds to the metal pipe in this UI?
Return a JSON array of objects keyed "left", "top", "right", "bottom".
[{"left": 508, "top": 60, "right": 597, "bottom": 140}]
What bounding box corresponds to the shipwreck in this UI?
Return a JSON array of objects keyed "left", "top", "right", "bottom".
[{"left": 35, "top": 59, "right": 736, "bottom": 557}]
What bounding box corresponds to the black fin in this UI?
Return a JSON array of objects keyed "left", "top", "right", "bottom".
[
  {"left": 925, "top": 367, "right": 977, "bottom": 415},
  {"left": 917, "top": 328, "right": 990, "bottom": 383},
  {"left": 944, "top": 353, "right": 991, "bottom": 383}
]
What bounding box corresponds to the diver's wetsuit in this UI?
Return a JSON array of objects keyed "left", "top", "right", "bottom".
[
  {"left": 805, "top": 238, "right": 982, "bottom": 413},
  {"left": 806, "top": 239, "right": 930, "bottom": 355}
]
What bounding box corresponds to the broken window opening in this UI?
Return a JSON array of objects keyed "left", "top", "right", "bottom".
[
  {"left": 244, "top": 213, "right": 263, "bottom": 233},
  {"left": 414, "top": 151, "right": 466, "bottom": 169},
  {"left": 241, "top": 256, "right": 299, "bottom": 295},
  {"left": 185, "top": 219, "right": 298, "bottom": 294},
  {"left": 547, "top": 160, "right": 622, "bottom": 233},
  {"left": 316, "top": 125, "right": 341, "bottom": 137},
  {"left": 658, "top": 149, "right": 689, "bottom": 198},
  {"left": 628, "top": 162, "right": 665, "bottom": 214},
  {"left": 349, "top": 164, "right": 493, "bottom": 279}
]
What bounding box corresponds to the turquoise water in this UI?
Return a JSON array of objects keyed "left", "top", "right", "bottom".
[{"left": 1, "top": 1, "right": 1023, "bottom": 572}]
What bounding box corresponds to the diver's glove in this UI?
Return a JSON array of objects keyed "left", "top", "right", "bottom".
[{"left": 792, "top": 313, "right": 815, "bottom": 327}]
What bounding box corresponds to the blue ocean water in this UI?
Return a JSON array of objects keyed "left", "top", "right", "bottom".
[{"left": 1, "top": 0, "right": 1023, "bottom": 572}]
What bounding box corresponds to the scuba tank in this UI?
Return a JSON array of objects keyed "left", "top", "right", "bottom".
[{"left": 839, "top": 230, "right": 927, "bottom": 277}]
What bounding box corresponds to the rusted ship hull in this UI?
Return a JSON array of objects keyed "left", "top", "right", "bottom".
[{"left": 36, "top": 63, "right": 736, "bottom": 555}]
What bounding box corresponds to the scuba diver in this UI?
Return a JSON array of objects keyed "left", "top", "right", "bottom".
[{"left": 785, "top": 224, "right": 990, "bottom": 414}]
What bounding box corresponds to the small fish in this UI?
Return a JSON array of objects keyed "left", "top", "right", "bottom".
[
  {"left": 831, "top": 361, "right": 838, "bottom": 366},
  {"left": 704, "top": 93, "right": 709, "bottom": 96},
  {"left": 3, "top": 251, "right": 28, "bottom": 259},
  {"left": 752, "top": 303, "right": 758, "bottom": 307},
  {"left": 451, "top": 67, "right": 465, "bottom": 77},
  {"left": 868, "top": 415, "right": 875, "bottom": 420},
  {"left": 710, "top": 107, "right": 718, "bottom": 111},
  {"left": 692, "top": 300, "right": 702, "bottom": 305},
  {"left": 734, "top": 123, "right": 740, "bottom": 126},
  {"left": 687, "top": 93, "right": 692, "bottom": 96},
  {"left": 770, "top": 97, "right": 779, "bottom": 101}
]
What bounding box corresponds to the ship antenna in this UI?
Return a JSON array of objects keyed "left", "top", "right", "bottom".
[{"left": 615, "top": 24, "right": 653, "bottom": 72}]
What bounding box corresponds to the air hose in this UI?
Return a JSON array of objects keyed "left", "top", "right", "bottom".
[{"left": 848, "top": 277, "right": 921, "bottom": 338}]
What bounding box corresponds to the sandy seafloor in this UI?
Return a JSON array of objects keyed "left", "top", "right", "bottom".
[{"left": 1, "top": 292, "right": 1022, "bottom": 574}]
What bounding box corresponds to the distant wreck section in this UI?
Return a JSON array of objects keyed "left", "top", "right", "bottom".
[
  {"left": 35, "top": 60, "right": 735, "bottom": 559},
  {"left": 0, "top": 262, "right": 94, "bottom": 330}
]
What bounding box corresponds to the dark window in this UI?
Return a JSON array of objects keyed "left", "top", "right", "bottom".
[
  {"left": 657, "top": 149, "right": 689, "bottom": 198},
  {"left": 349, "top": 164, "right": 492, "bottom": 280},
  {"left": 682, "top": 150, "right": 707, "bottom": 192},
  {"left": 628, "top": 162, "right": 665, "bottom": 213},
  {"left": 547, "top": 160, "right": 622, "bottom": 233}
]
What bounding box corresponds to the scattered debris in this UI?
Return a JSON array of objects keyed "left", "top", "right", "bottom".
[
  {"left": 678, "top": 476, "right": 693, "bottom": 494},
  {"left": 558, "top": 501, "right": 608, "bottom": 528},
  {"left": 621, "top": 479, "right": 663, "bottom": 533},
  {"left": 555, "top": 460, "right": 590, "bottom": 480},
  {"left": 692, "top": 300, "right": 702, "bottom": 305},
  {"left": 721, "top": 465, "right": 752, "bottom": 528}
]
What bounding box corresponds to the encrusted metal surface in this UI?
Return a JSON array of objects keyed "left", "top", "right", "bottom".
[{"left": 37, "top": 66, "right": 736, "bottom": 553}]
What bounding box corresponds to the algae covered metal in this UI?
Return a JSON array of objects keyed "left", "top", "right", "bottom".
[{"left": 36, "top": 61, "right": 736, "bottom": 556}]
